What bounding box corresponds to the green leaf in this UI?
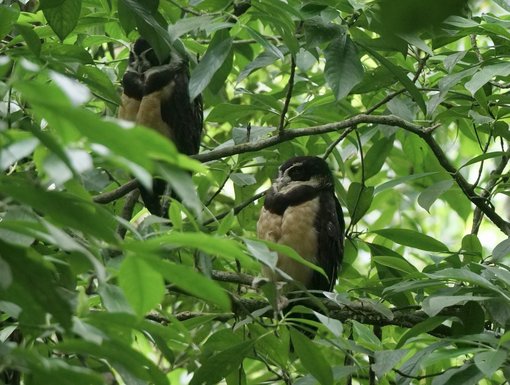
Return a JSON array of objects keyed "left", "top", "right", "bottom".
[
  {"left": 358, "top": 43, "right": 426, "bottom": 114},
  {"left": 372, "top": 256, "right": 419, "bottom": 275},
  {"left": 251, "top": 238, "right": 327, "bottom": 278},
  {"left": 459, "top": 151, "right": 507, "bottom": 169},
  {"left": 375, "top": 172, "right": 437, "bottom": 193},
  {"left": 493, "top": 238, "right": 510, "bottom": 261},
  {"left": 16, "top": 23, "right": 42, "bottom": 56},
  {"left": 0, "top": 5, "right": 20, "bottom": 40},
  {"left": 134, "top": 232, "right": 248, "bottom": 264},
  {"left": 363, "top": 136, "right": 394, "bottom": 180},
  {"left": 423, "top": 295, "right": 492, "bottom": 317},
  {"left": 0, "top": 176, "right": 117, "bottom": 244},
  {"left": 494, "top": 0, "right": 510, "bottom": 11},
  {"left": 474, "top": 350, "right": 507, "bottom": 378},
  {"left": 118, "top": 0, "right": 172, "bottom": 62},
  {"left": 0, "top": 240, "right": 73, "bottom": 329},
  {"left": 428, "top": 268, "right": 510, "bottom": 300},
  {"left": 244, "top": 26, "right": 284, "bottom": 61},
  {"left": 56, "top": 339, "right": 169, "bottom": 385},
  {"left": 168, "top": 15, "right": 215, "bottom": 41},
  {"left": 144, "top": 258, "right": 231, "bottom": 311},
  {"left": 352, "top": 320, "right": 381, "bottom": 349},
  {"left": 461, "top": 234, "right": 482, "bottom": 260},
  {"left": 465, "top": 63, "right": 510, "bottom": 95},
  {"left": 189, "top": 29, "right": 232, "bottom": 100},
  {"left": 432, "top": 363, "right": 484, "bottom": 385},
  {"left": 346, "top": 182, "right": 374, "bottom": 226},
  {"left": 1, "top": 136, "right": 39, "bottom": 171},
  {"left": 396, "top": 316, "right": 450, "bottom": 348},
  {"left": 119, "top": 255, "right": 165, "bottom": 317},
  {"left": 372, "top": 228, "right": 449, "bottom": 252},
  {"left": 290, "top": 328, "right": 333, "bottom": 385},
  {"left": 372, "top": 349, "right": 408, "bottom": 378},
  {"left": 158, "top": 165, "right": 202, "bottom": 217},
  {"left": 324, "top": 33, "right": 364, "bottom": 100},
  {"left": 43, "top": 0, "right": 82, "bottom": 41},
  {"left": 313, "top": 312, "right": 343, "bottom": 337},
  {"left": 190, "top": 341, "right": 255, "bottom": 385},
  {"left": 0, "top": 257, "right": 12, "bottom": 290},
  {"left": 417, "top": 179, "right": 453, "bottom": 212}
]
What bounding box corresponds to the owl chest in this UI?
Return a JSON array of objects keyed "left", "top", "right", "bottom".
[{"left": 257, "top": 197, "right": 320, "bottom": 264}]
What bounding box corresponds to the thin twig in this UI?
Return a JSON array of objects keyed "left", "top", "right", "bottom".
[
  {"left": 117, "top": 190, "right": 140, "bottom": 239},
  {"left": 470, "top": 34, "right": 510, "bottom": 88},
  {"left": 323, "top": 124, "right": 357, "bottom": 159},
  {"left": 365, "top": 54, "right": 429, "bottom": 115},
  {"left": 394, "top": 365, "right": 462, "bottom": 380},
  {"left": 278, "top": 54, "right": 296, "bottom": 135},
  {"left": 203, "top": 191, "right": 265, "bottom": 226},
  {"left": 205, "top": 168, "right": 233, "bottom": 207},
  {"left": 471, "top": 153, "right": 509, "bottom": 235},
  {"left": 168, "top": 0, "right": 202, "bottom": 16},
  {"left": 93, "top": 179, "right": 139, "bottom": 204}
]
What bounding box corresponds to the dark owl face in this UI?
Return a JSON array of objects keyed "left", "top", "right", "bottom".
[{"left": 274, "top": 156, "right": 333, "bottom": 193}]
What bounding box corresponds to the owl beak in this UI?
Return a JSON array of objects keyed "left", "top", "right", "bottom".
[{"left": 274, "top": 174, "right": 291, "bottom": 192}]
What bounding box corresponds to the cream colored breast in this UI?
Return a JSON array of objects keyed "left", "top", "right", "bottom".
[
  {"left": 136, "top": 82, "right": 176, "bottom": 139},
  {"left": 257, "top": 197, "right": 320, "bottom": 286}
]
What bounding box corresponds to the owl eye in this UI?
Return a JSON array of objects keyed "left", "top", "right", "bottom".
[{"left": 288, "top": 166, "right": 309, "bottom": 181}]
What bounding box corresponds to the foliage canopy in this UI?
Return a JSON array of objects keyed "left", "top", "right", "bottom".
[{"left": 2, "top": 0, "right": 510, "bottom": 384}]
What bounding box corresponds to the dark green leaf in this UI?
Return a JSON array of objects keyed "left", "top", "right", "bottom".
[
  {"left": 189, "top": 29, "right": 232, "bottom": 100},
  {"left": 57, "top": 339, "right": 169, "bottom": 385},
  {"left": 0, "top": 5, "right": 20, "bottom": 40},
  {"left": 16, "top": 24, "right": 42, "bottom": 56},
  {"left": 372, "top": 228, "right": 449, "bottom": 252},
  {"left": 43, "top": 0, "right": 82, "bottom": 41},
  {"left": 372, "top": 349, "right": 408, "bottom": 378},
  {"left": 290, "top": 329, "right": 333, "bottom": 385},
  {"left": 346, "top": 182, "right": 374, "bottom": 226},
  {"left": 364, "top": 136, "right": 394, "bottom": 180},
  {"left": 474, "top": 350, "right": 507, "bottom": 377},
  {"left": 0, "top": 240, "right": 72, "bottom": 329},
  {"left": 190, "top": 341, "right": 255, "bottom": 385},
  {"left": 396, "top": 316, "right": 450, "bottom": 348},
  {"left": 144, "top": 258, "right": 231, "bottom": 311},
  {"left": 358, "top": 43, "right": 427, "bottom": 114},
  {"left": 324, "top": 33, "right": 364, "bottom": 101}
]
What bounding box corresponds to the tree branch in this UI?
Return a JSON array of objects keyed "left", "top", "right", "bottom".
[
  {"left": 278, "top": 54, "right": 296, "bottom": 135},
  {"left": 93, "top": 179, "right": 139, "bottom": 204},
  {"left": 92, "top": 112, "right": 510, "bottom": 235},
  {"left": 194, "top": 114, "right": 434, "bottom": 163},
  {"left": 416, "top": 130, "right": 510, "bottom": 235},
  {"left": 471, "top": 153, "right": 509, "bottom": 235},
  {"left": 146, "top": 269, "right": 459, "bottom": 337}
]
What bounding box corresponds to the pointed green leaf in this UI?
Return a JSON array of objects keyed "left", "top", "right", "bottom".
[
  {"left": 43, "top": 0, "right": 81, "bottom": 40},
  {"left": 359, "top": 43, "right": 426, "bottom": 114},
  {"left": 290, "top": 329, "right": 333, "bottom": 385},
  {"left": 189, "top": 29, "right": 232, "bottom": 100},
  {"left": 346, "top": 182, "right": 374, "bottom": 226},
  {"left": 475, "top": 350, "right": 507, "bottom": 377},
  {"left": 119, "top": 255, "right": 165, "bottom": 317},
  {"left": 190, "top": 341, "right": 255, "bottom": 385},
  {"left": 324, "top": 33, "right": 364, "bottom": 100},
  {"left": 372, "top": 228, "right": 449, "bottom": 252},
  {"left": 418, "top": 180, "right": 453, "bottom": 212}
]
